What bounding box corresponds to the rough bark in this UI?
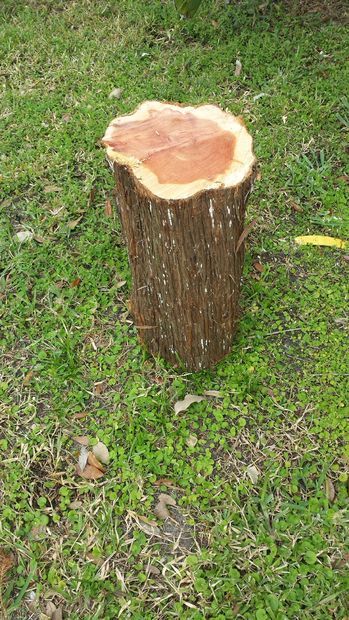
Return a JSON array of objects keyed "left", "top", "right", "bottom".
[{"left": 103, "top": 101, "right": 256, "bottom": 370}]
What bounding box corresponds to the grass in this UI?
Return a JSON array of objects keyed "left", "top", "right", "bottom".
[{"left": 0, "top": 0, "right": 349, "bottom": 618}]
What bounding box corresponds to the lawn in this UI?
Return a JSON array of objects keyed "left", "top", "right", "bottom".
[{"left": 0, "top": 0, "right": 348, "bottom": 618}]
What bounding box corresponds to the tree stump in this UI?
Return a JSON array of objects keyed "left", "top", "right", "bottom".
[{"left": 102, "top": 101, "right": 256, "bottom": 370}]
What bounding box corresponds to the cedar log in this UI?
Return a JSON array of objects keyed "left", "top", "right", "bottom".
[{"left": 102, "top": 101, "right": 256, "bottom": 370}]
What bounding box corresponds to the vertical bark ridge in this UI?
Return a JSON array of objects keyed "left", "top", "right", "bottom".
[{"left": 114, "top": 164, "right": 256, "bottom": 370}]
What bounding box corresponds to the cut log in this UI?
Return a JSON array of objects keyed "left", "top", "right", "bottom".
[{"left": 102, "top": 101, "right": 256, "bottom": 370}]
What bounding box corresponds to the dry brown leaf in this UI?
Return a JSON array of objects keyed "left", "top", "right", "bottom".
[
  {"left": 337, "top": 174, "right": 349, "bottom": 184},
  {"left": 78, "top": 446, "right": 88, "bottom": 471},
  {"left": 94, "top": 381, "right": 106, "bottom": 395},
  {"left": 52, "top": 607, "right": 63, "bottom": 620},
  {"left": 69, "top": 500, "right": 82, "bottom": 509},
  {"left": 343, "top": 255, "right": 349, "bottom": 262},
  {"left": 23, "top": 370, "right": 34, "bottom": 386},
  {"left": 92, "top": 441, "right": 110, "bottom": 464},
  {"left": 73, "top": 435, "right": 89, "bottom": 446},
  {"left": 0, "top": 548, "right": 15, "bottom": 582},
  {"left": 129, "top": 512, "right": 161, "bottom": 536},
  {"left": 70, "top": 278, "right": 81, "bottom": 288},
  {"left": 45, "top": 602, "right": 57, "bottom": 618},
  {"left": 76, "top": 464, "right": 104, "bottom": 480},
  {"left": 325, "top": 478, "right": 336, "bottom": 503},
  {"left": 154, "top": 478, "right": 178, "bottom": 488},
  {"left": 186, "top": 435, "right": 198, "bottom": 448},
  {"left": 174, "top": 394, "right": 205, "bottom": 414},
  {"left": 147, "top": 564, "right": 161, "bottom": 576},
  {"left": 34, "top": 235, "right": 45, "bottom": 243},
  {"left": 289, "top": 201, "right": 303, "bottom": 213},
  {"left": 246, "top": 465, "right": 260, "bottom": 485},
  {"left": 88, "top": 186, "right": 96, "bottom": 207},
  {"left": 154, "top": 493, "right": 176, "bottom": 520},
  {"left": 116, "top": 280, "right": 127, "bottom": 289},
  {"left": 203, "top": 390, "right": 222, "bottom": 397},
  {"left": 104, "top": 199, "right": 113, "bottom": 217},
  {"left": 253, "top": 261, "right": 264, "bottom": 273},
  {"left": 87, "top": 451, "right": 105, "bottom": 472},
  {"left": 73, "top": 411, "right": 89, "bottom": 420},
  {"left": 68, "top": 217, "right": 82, "bottom": 230},
  {"left": 139, "top": 519, "right": 161, "bottom": 536}
]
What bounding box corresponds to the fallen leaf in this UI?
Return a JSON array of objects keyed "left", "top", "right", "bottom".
[
  {"left": 342, "top": 255, "right": 349, "bottom": 262},
  {"left": 62, "top": 113, "right": 71, "bottom": 123},
  {"left": 88, "top": 186, "right": 96, "bottom": 207},
  {"left": 87, "top": 451, "right": 105, "bottom": 472},
  {"left": 129, "top": 512, "right": 161, "bottom": 536},
  {"left": 68, "top": 217, "right": 83, "bottom": 230},
  {"left": 174, "top": 394, "right": 205, "bottom": 414},
  {"left": 147, "top": 564, "right": 161, "bottom": 576},
  {"left": 116, "top": 280, "right": 127, "bottom": 289},
  {"left": 69, "top": 500, "right": 82, "bottom": 509},
  {"left": 236, "top": 219, "right": 256, "bottom": 253},
  {"left": 337, "top": 174, "right": 349, "bottom": 184},
  {"left": 16, "top": 230, "right": 33, "bottom": 242},
  {"left": 0, "top": 548, "right": 15, "bottom": 582},
  {"left": 23, "top": 370, "right": 34, "bottom": 386},
  {"left": 104, "top": 199, "right": 113, "bottom": 217},
  {"left": 246, "top": 465, "right": 260, "bottom": 485},
  {"left": 73, "top": 411, "right": 89, "bottom": 420},
  {"left": 332, "top": 553, "right": 349, "bottom": 569},
  {"left": 52, "top": 607, "right": 63, "bottom": 620},
  {"left": 78, "top": 446, "right": 89, "bottom": 471},
  {"left": 186, "top": 434, "right": 198, "bottom": 448},
  {"left": 70, "top": 277, "right": 81, "bottom": 288},
  {"left": 325, "top": 478, "right": 336, "bottom": 503},
  {"left": 43, "top": 185, "right": 61, "bottom": 193},
  {"left": 109, "top": 87, "right": 123, "bottom": 99},
  {"left": 76, "top": 464, "right": 104, "bottom": 480},
  {"left": 154, "top": 493, "right": 176, "bottom": 520},
  {"left": 140, "top": 519, "right": 162, "bottom": 535},
  {"left": 234, "top": 59, "right": 242, "bottom": 76},
  {"left": 34, "top": 235, "right": 45, "bottom": 243},
  {"left": 253, "top": 261, "right": 264, "bottom": 273},
  {"left": 73, "top": 435, "right": 89, "bottom": 446},
  {"left": 154, "top": 478, "right": 178, "bottom": 488},
  {"left": 94, "top": 381, "right": 106, "bottom": 395},
  {"left": 45, "top": 602, "right": 57, "bottom": 618},
  {"left": 92, "top": 441, "right": 110, "bottom": 465},
  {"left": 295, "top": 235, "right": 348, "bottom": 250},
  {"left": 51, "top": 206, "right": 65, "bottom": 216},
  {"left": 256, "top": 170, "right": 262, "bottom": 181},
  {"left": 289, "top": 201, "right": 303, "bottom": 213},
  {"left": 203, "top": 390, "right": 222, "bottom": 397}
]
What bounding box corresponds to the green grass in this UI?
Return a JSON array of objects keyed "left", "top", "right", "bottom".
[{"left": 1, "top": 0, "right": 349, "bottom": 618}]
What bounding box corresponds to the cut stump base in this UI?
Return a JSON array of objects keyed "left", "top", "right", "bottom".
[{"left": 103, "top": 101, "right": 256, "bottom": 370}]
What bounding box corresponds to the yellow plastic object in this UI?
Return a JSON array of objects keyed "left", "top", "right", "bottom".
[{"left": 295, "top": 235, "right": 348, "bottom": 250}]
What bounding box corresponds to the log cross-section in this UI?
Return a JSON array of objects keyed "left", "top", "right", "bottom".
[{"left": 102, "top": 101, "right": 256, "bottom": 370}]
